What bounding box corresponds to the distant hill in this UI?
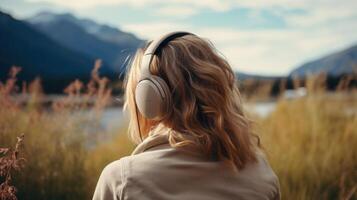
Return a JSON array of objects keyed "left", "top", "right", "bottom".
[
  {"left": 236, "top": 72, "right": 282, "bottom": 81},
  {"left": 27, "top": 11, "right": 144, "bottom": 74},
  {"left": 0, "top": 10, "right": 117, "bottom": 92},
  {"left": 290, "top": 44, "right": 357, "bottom": 77}
]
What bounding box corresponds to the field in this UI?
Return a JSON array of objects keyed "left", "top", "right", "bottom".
[{"left": 0, "top": 68, "right": 356, "bottom": 200}]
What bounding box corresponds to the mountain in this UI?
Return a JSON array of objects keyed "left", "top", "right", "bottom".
[
  {"left": 290, "top": 44, "right": 357, "bottom": 77},
  {"left": 236, "top": 72, "right": 282, "bottom": 80},
  {"left": 27, "top": 11, "right": 144, "bottom": 74},
  {"left": 0, "top": 11, "right": 115, "bottom": 93}
]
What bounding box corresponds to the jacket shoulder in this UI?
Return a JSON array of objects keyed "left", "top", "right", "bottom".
[
  {"left": 92, "top": 157, "right": 131, "bottom": 200},
  {"left": 102, "top": 156, "right": 133, "bottom": 185}
]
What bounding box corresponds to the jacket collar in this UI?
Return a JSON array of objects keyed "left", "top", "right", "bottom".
[
  {"left": 131, "top": 124, "right": 204, "bottom": 156},
  {"left": 131, "top": 124, "right": 170, "bottom": 155}
]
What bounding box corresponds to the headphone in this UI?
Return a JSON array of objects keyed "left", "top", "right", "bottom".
[{"left": 135, "top": 31, "right": 193, "bottom": 120}]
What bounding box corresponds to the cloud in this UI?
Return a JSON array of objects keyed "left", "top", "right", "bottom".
[
  {"left": 206, "top": 27, "right": 357, "bottom": 74},
  {"left": 121, "top": 22, "right": 190, "bottom": 39},
  {"left": 238, "top": 0, "right": 357, "bottom": 28},
  {"left": 285, "top": 7, "right": 357, "bottom": 28},
  {"left": 27, "top": 0, "right": 149, "bottom": 9},
  {"left": 156, "top": 5, "right": 198, "bottom": 18},
  {"left": 122, "top": 20, "right": 357, "bottom": 75},
  {"left": 26, "top": 0, "right": 229, "bottom": 11},
  {"left": 26, "top": 0, "right": 357, "bottom": 13},
  {"left": 27, "top": 0, "right": 357, "bottom": 29}
]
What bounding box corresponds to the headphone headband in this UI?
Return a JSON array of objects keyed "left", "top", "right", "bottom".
[{"left": 140, "top": 31, "right": 193, "bottom": 78}]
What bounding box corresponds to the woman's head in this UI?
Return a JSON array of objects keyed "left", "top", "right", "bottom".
[{"left": 124, "top": 33, "right": 258, "bottom": 169}]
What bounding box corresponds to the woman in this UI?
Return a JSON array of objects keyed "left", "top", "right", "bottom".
[{"left": 93, "top": 32, "right": 280, "bottom": 200}]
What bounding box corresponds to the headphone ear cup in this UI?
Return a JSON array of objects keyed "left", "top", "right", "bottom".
[
  {"left": 135, "top": 76, "right": 171, "bottom": 120},
  {"left": 151, "top": 76, "right": 172, "bottom": 115},
  {"left": 135, "top": 79, "right": 165, "bottom": 120}
]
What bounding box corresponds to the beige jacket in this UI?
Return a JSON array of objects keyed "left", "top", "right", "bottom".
[{"left": 92, "top": 133, "right": 280, "bottom": 200}]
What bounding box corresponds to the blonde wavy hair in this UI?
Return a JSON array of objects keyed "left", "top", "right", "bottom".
[{"left": 124, "top": 34, "right": 258, "bottom": 169}]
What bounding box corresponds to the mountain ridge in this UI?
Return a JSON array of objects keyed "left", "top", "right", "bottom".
[
  {"left": 290, "top": 44, "right": 357, "bottom": 77},
  {"left": 0, "top": 10, "right": 116, "bottom": 93},
  {"left": 27, "top": 11, "right": 144, "bottom": 73}
]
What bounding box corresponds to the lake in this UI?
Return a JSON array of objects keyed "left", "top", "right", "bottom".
[{"left": 99, "top": 101, "right": 277, "bottom": 130}]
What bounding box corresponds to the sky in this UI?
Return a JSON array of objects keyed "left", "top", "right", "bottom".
[{"left": 1, "top": 0, "right": 357, "bottom": 75}]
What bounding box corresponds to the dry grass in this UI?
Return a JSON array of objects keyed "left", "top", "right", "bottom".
[
  {"left": 254, "top": 74, "right": 357, "bottom": 200},
  {"left": 0, "top": 63, "right": 133, "bottom": 200},
  {"left": 258, "top": 95, "right": 357, "bottom": 200},
  {"left": 0, "top": 65, "right": 356, "bottom": 199},
  {"left": 0, "top": 135, "right": 25, "bottom": 200}
]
